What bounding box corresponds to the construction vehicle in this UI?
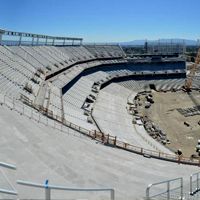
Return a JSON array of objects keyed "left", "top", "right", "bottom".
[{"left": 184, "top": 48, "right": 200, "bottom": 92}]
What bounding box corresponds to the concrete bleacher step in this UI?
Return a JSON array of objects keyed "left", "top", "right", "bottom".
[
  {"left": 43, "top": 87, "right": 51, "bottom": 111},
  {"left": 34, "top": 81, "right": 47, "bottom": 107}
]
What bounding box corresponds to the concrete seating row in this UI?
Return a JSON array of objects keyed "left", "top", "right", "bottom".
[
  {"left": 118, "top": 78, "right": 185, "bottom": 92},
  {"left": 85, "top": 45, "right": 124, "bottom": 58},
  {"left": 50, "top": 59, "right": 125, "bottom": 89}
]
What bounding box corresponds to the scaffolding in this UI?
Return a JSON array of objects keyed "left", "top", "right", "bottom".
[{"left": 146, "top": 39, "right": 186, "bottom": 55}]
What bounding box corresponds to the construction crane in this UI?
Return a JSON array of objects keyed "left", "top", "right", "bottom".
[{"left": 184, "top": 48, "right": 200, "bottom": 92}]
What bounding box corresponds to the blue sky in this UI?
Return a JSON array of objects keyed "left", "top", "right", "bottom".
[{"left": 0, "top": 0, "right": 200, "bottom": 42}]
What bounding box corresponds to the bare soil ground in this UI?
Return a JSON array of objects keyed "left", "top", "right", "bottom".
[{"left": 139, "top": 90, "right": 200, "bottom": 157}]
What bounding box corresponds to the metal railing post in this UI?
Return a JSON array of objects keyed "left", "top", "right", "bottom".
[
  {"left": 110, "top": 189, "right": 115, "bottom": 200},
  {"left": 190, "top": 174, "right": 193, "bottom": 195},
  {"left": 167, "top": 181, "right": 170, "bottom": 200},
  {"left": 45, "top": 188, "right": 51, "bottom": 200},
  {"left": 181, "top": 177, "right": 183, "bottom": 200},
  {"left": 197, "top": 173, "right": 199, "bottom": 191},
  {"left": 146, "top": 184, "right": 151, "bottom": 200}
]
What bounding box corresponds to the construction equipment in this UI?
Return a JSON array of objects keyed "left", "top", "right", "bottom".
[{"left": 184, "top": 48, "right": 200, "bottom": 91}]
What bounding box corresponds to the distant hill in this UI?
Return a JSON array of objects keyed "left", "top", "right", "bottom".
[{"left": 120, "top": 39, "right": 198, "bottom": 46}]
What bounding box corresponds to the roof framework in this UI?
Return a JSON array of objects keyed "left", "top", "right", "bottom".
[{"left": 0, "top": 29, "right": 83, "bottom": 46}]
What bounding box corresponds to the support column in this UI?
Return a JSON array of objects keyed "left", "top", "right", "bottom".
[
  {"left": 45, "top": 37, "right": 48, "bottom": 45},
  {"left": 52, "top": 38, "right": 55, "bottom": 46},
  {"left": 19, "top": 33, "right": 22, "bottom": 46},
  {"left": 63, "top": 39, "right": 65, "bottom": 46},
  {"left": 72, "top": 40, "right": 74, "bottom": 46},
  {"left": 158, "top": 39, "right": 160, "bottom": 54},
  {"left": 36, "top": 37, "right": 39, "bottom": 45},
  {"left": 183, "top": 39, "right": 186, "bottom": 54},
  {"left": 171, "top": 39, "right": 173, "bottom": 54},
  {"left": 32, "top": 37, "right": 34, "bottom": 45},
  {"left": 0, "top": 33, "right": 2, "bottom": 45}
]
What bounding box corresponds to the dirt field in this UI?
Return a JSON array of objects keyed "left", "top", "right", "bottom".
[{"left": 139, "top": 90, "right": 200, "bottom": 157}]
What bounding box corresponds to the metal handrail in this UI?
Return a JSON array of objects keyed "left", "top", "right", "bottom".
[
  {"left": 0, "top": 188, "right": 17, "bottom": 196},
  {"left": 0, "top": 162, "right": 16, "bottom": 170},
  {"left": 146, "top": 177, "right": 183, "bottom": 200},
  {"left": 0, "top": 162, "right": 17, "bottom": 196},
  {"left": 190, "top": 171, "right": 200, "bottom": 195},
  {"left": 17, "top": 180, "right": 115, "bottom": 200}
]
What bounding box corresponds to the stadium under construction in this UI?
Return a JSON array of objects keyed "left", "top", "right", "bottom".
[{"left": 1, "top": 29, "right": 200, "bottom": 200}]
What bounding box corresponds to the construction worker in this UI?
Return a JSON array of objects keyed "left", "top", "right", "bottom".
[
  {"left": 177, "top": 149, "right": 182, "bottom": 156},
  {"left": 177, "top": 149, "right": 182, "bottom": 164}
]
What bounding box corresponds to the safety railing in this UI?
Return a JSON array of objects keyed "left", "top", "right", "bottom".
[
  {"left": 1, "top": 93, "right": 200, "bottom": 166},
  {"left": 17, "top": 180, "right": 115, "bottom": 200},
  {"left": 0, "top": 162, "right": 18, "bottom": 196},
  {"left": 190, "top": 171, "right": 200, "bottom": 195},
  {"left": 146, "top": 177, "right": 183, "bottom": 200}
]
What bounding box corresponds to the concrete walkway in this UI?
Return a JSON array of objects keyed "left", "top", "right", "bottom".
[{"left": 0, "top": 105, "right": 198, "bottom": 200}]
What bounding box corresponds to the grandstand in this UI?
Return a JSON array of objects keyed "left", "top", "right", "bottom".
[{"left": 0, "top": 29, "right": 200, "bottom": 200}]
